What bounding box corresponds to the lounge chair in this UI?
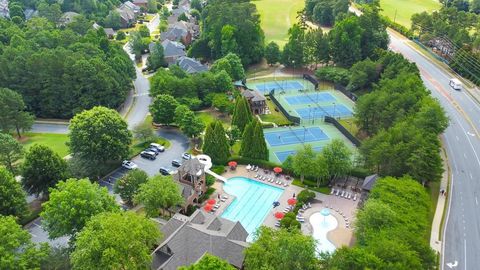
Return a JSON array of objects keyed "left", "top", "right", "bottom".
[
  {"left": 275, "top": 222, "right": 281, "bottom": 227},
  {"left": 213, "top": 204, "right": 220, "bottom": 209},
  {"left": 353, "top": 194, "right": 357, "bottom": 201},
  {"left": 335, "top": 190, "right": 340, "bottom": 196},
  {"left": 330, "top": 188, "right": 335, "bottom": 195},
  {"left": 254, "top": 174, "right": 259, "bottom": 178},
  {"left": 255, "top": 166, "right": 259, "bottom": 171},
  {"left": 296, "top": 217, "right": 305, "bottom": 222},
  {"left": 220, "top": 198, "right": 227, "bottom": 202},
  {"left": 222, "top": 195, "right": 228, "bottom": 199},
  {"left": 298, "top": 209, "right": 305, "bottom": 213},
  {"left": 308, "top": 202, "right": 312, "bottom": 208}
]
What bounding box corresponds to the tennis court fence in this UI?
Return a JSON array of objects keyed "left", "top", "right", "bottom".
[
  {"left": 269, "top": 90, "right": 301, "bottom": 125},
  {"left": 324, "top": 116, "right": 361, "bottom": 147}
]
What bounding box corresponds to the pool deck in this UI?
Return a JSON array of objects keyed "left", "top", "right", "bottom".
[{"left": 210, "top": 165, "right": 357, "bottom": 247}]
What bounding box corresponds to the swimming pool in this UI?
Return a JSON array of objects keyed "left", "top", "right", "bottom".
[
  {"left": 310, "top": 212, "right": 338, "bottom": 254},
  {"left": 221, "top": 177, "right": 283, "bottom": 241}
]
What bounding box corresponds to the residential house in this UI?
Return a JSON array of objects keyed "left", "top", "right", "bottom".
[
  {"left": 242, "top": 89, "right": 267, "bottom": 114},
  {"left": 151, "top": 210, "right": 249, "bottom": 270},
  {"left": 104, "top": 28, "right": 115, "bottom": 39},
  {"left": 161, "top": 39, "right": 186, "bottom": 66},
  {"left": 59, "top": 11, "right": 80, "bottom": 26},
  {"left": 116, "top": 7, "right": 136, "bottom": 28},
  {"left": 0, "top": 0, "right": 9, "bottom": 19},
  {"left": 172, "top": 158, "right": 207, "bottom": 211},
  {"left": 168, "top": 6, "right": 191, "bottom": 24},
  {"left": 24, "top": 8, "right": 38, "bottom": 20},
  {"left": 361, "top": 174, "right": 379, "bottom": 192},
  {"left": 120, "top": 0, "right": 141, "bottom": 14},
  {"left": 160, "top": 25, "right": 192, "bottom": 45},
  {"left": 133, "top": 0, "right": 148, "bottom": 9},
  {"left": 177, "top": 56, "right": 208, "bottom": 74}
]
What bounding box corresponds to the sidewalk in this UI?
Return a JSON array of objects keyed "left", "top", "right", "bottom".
[{"left": 430, "top": 146, "right": 450, "bottom": 253}]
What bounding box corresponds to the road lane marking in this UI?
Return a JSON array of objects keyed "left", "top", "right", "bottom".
[
  {"left": 469, "top": 173, "right": 473, "bottom": 179},
  {"left": 464, "top": 239, "right": 467, "bottom": 270},
  {"left": 476, "top": 197, "right": 478, "bottom": 205}
]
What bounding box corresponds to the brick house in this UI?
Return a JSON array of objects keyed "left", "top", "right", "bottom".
[{"left": 172, "top": 158, "right": 207, "bottom": 212}]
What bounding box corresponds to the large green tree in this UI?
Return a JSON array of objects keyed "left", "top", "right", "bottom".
[
  {"left": 179, "top": 254, "right": 236, "bottom": 270},
  {"left": 0, "top": 88, "right": 34, "bottom": 137},
  {"left": 179, "top": 110, "right": 205, "bottom": 139},
  {"left": 240, "top": 120, "right": 268, "bottom": 160},
  {"left": 292, "top": 145, "right": 317, "bottom": 183},
  {"left": 210, "top": 53, "right": 245, "bottom": 81},
  {"left": 0, "top": 215, "right": 49, "bottom": 270},
  {"left": 329, "top": 16, "right": 363, "bottom": 67},
  {"left": 41, "top": 178, "right": 119, "bottom": 239},
  {"left": 0, "top": 167, "right": 28, "bottom": 218},
  {"left": 202, "top": 121, "right": 230, "bottom": 164},
  {"left": 265, "top": 41, "right": 281, "bottom": 65},
  {"left": 134, "top": 175, "right": 184, "bottom": 217},
  {"left": 69, "top": 106, "right": 131, "bottom": 164},
  {"left": 21, "top": 144, "right": 68, "bottom": 198},
  {"left": 150, "top": 94, "right": 180, "bottom": 125},
  {"left": 147, "top": 42, "right": 167, "bottom": 71},
  {"left": 71, "top": 211, "right": 161, "bottom": 270},
  {"left": 282, "top": 24, "right": 306, "bottom": 67},
  {"left": 244, "top": 227, "right": 318, "bottom": 270},
  {"left": 231, "top": 97, "right": 253, "bottom": 132},
  {"left": 0, "top": 133, "right": 23, "bottom": 173},
  {"left": 322, "top": 139, "right": 352, "bottom": 181},
  {"left": 114, "top": 169, "right": 149, "bottom": 206}
]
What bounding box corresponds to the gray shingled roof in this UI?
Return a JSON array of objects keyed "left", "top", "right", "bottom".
[
  {"left": 151, "top": 210, "right": 249, "bottom": 270},
  {"left": 177, "top": 56, "right": 208, "bottom": 74},
  {"left": 161, "top": 40, "right": 186, "bottom": 58},
  {"left": 362, "top": 174, "right": 379, "bottom": 191},
  {"left": 161, "top": 26, "right": 188, "bottom": 41},
  {"left": 242, "top": 89, "right": 265, "bottom": 102}
]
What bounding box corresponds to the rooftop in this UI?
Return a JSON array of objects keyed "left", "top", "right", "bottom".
[{"left": 177, "top": 56, "right": 208, "bottom": 74}]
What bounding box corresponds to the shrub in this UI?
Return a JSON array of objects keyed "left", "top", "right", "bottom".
[
  {"left": 280, "top": 212, "right": 301, "bottom": 230},
  {"left": 315, "top": 67, "right": 350, "bottom": 85}
]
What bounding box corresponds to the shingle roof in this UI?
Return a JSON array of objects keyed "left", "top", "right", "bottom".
[
  {"left": 161, "top": 26, "right": 188, "bottom": 41},
  {"left": 242, "top": 89, "right": 265, "bottom": 102},
  {"left": 177, "top": 56, "right": 208, "bottom": 74},
  {"left": 151, "top": 210, "right": 249, "bottom": 270},
  {"left": 120, "top": 1, "right": 140, "bottom": 12},
  {"left": 362, "top": 174, "right": 379, "bottom": 191},
  {"left": 161, "top": 40, "right": 186, "bottom": 58}
]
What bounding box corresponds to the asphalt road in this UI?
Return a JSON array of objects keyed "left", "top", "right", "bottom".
[{"left": 388, "top": 31, "right": 480, "bottom": 270}]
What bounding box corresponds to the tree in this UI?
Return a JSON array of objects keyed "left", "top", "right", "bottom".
[
  {"left": 265, "top": 41, "right": 280, "bottom": 65},
  {"left": 174, "top": 105, "right": 191, "bottom": 126},
  {"left": 244, "top": 227, "right": 318, "bottom": 270},
  {"left": 214, "top": 70, "right": 234, "bottom": 92},
  {"left": 226, "top": 125, "right": 241, "bottom": 151},
  {"left": 347, "top": 58, "right": 378, "bottom": 91},
  {"left": 133, "top": 121, "right": 155, "bottom": 144},
  {"left": 129, "top": 31, "right": 149, "bottom": 59},
  {"left": 211, "top": 53, "right": 245, "bottom": 81},
  {"left": 0, "top": 167, "right": 28, "bottom": 218},
  {"left": 150, "top": 94, "right": 180, "bottom": 125},
  {"left": 191, "top": 0, "right": 203, "bottom": 12},
  {"left": 134, "top": 175, "right": 184, "bottom": 217},
  {"left": 41, "top": 246, "right": 71, "bottom": 270},
  {"left": 104, "top": 10, "right": 122, "bottom": 29},
  {"left": 0, "top": 88, "right": 35, "bottom": 137},
  {"left": 329, "top": 16, "right": 363, "bottom": 67},
  {"left": 178, "top": 12, "right": 189, "bottom": 21},
  {"left": 212, "top": 93, "right": 233, "bottom": 114},
  {"left": 41, "top": 178, "right": 119, "bottom": 239},
  {"left": 312, "top": 153, "right": 329, "bottom": 187},
  {"left": 38, "top": 2, "right": 63, "bottom": 23},
  {"left": 279, "top": 212, "right": 301, "bottom": 230},
  {"left": 147, "top": 0, "right": 158, "bottom": 12},
  {"left": 116, "top": 30, "right": 126, "bottom": 40},
  {"left": 322, "top": 139, "right": 352, "bottom": 181},
  {"left": 203, "top": 121, "right": 230, "bottom": 164},
  {"left": 21, "top": 144, "right": 68, "bottom": 198},
  {"left": 0, "top": 216, "right": 49, "bottom": 270},
  {"left": 321, "top": 247, "right": 382, "bottom": 269},
  {"left": 180, "top": 111, "right": 205, "bottom": 139},
  {"left": 221, "top": 25, "right": 238, "bottom": 56},
  {"left": 231, "top": 97, "right": 253, "bottom": 132},
  {"left": 0, "top": 133, "right": 23, "bottom": 173},
  {"left": 282, "top": 24, "right": 306, "bottom": 67},
  {"left": 241, "top": 120, "right": 268, "bottom": 160},
  {"left": 139, "top": 25, "right": 150, "bottom": 37},
  {"left": 292, "top": 145, "right": 317, "bottom": 183},
  {"left": 147, "top": 42, "right": 167, "bottom": 71},
  {"left": 71, "top": 211, "right": 161, "bottom": 270},
  {"left": 69, "top": 106, "right": 131, "bottom": 164},
  {"left": 114, "top": 169, "right": 149, "bottom": 206},
  {"left": 68, "top": 15, "right": 93, "bottom": 35},
  {"left": 179, "top": 254, "right": 236, "bottom": 270}
]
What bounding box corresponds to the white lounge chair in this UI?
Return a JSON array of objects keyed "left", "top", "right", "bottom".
[
  {"left": 341, "top": 191, "right": 345, "bottom": 197},
  {"left": 284, "top": 183, "right": 288, "bottom": 187},
  {"left": 335, "top": 190, "right": 340, "bottom": 196},
  {"left": 307, "top": 202, "right": 312, "bottom": 208},
  {"left": 353, "top": 194, "right": 357, "bottom": 201},
  {"left": 330, "top": 188, "right": 335, "bottom": 195}
]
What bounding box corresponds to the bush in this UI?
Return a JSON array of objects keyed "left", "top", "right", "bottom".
[
  {"left": 198, "top": 187, "right": 215, "bottom": 203},
  {"left": 381, "top": 16, "right": 413, "bottom": 38},
  {"left": 227, "top": 155, "right": 285, "bottom": 171},
  {"left": 350, "top": 167, "right": 372, "bottom": 178},
  {"left": 280, "top": 212, "right": 301, "bottom": 230},
  {"left": 315, "top": 67, "right": 350, "bottom": 85}
]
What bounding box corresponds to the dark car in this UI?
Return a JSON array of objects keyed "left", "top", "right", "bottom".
[
  {"left": 172, "top": 159, "right": 181, "bottom": 167},
  {"left": 140, "top": 151, "right": 156, "bottom": 160},
  {"left": 159, "top": 167, "right": 170, "bottom": 175},
  {"left": 146, "top": 147, "right": 160, "bottom": 155}
]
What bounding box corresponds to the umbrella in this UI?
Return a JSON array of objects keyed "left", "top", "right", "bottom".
[
  {"left": 204, "top": 204, "right": 213, "bottom": 212},
  {"left": 287, "top": 198, "right": 297, "bottom": 205},
  {"left": 274, "top": 212, "right": 285, "bottom": 219},
  {"left": 207, "top": 199, "right": 216, "bottom": 205},
  {"left": 228, "top": 161, "right": 237, "bottom": 167},
  {"left": 273, "top": 167, "right": 282, "bottom": 174}
]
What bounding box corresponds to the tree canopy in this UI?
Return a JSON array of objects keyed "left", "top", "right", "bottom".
[
  {"left": 41, "top": 178, "right": 119, "bottom": 239},
  {"left": 150, "top": 94, "right": 180, "bottom": 125},
  {"left": 0, "top": 87, "right": 34, "bottom": 137},
  {"left": 0, "top": 167, "right": 28, "bottom": 218},
  {"left": 0, "top": 19, "right": 135, "bottom": 118},
  {"left": 0, "top": 133, "right": 23, "bottom": 173},
  {"left": 240, "top": 120, "right": 268, "bottom": 160},
  {"left": 231, "top": 96, "right": 253, "bottom": 133},
  {"left": 180, "top": 254, "right": 236, "bottom": 270},
  {"left": 71, "top": 211, "right": 161, "bottom": 270},
  {"left": 114, "top": 169, "right": 149, "bottom": 206},
  {"left": 202, "top": 121, "right": 230, "bottom": 165},
  {"left": 134, "top": 175, "right": 184, "bottom": 217}
]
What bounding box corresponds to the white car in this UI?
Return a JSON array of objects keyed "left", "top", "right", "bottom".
[
  {"left": 122, "top": 160, "right": 138, "bottom": 170},
  {"left": 182, "top": 153, "right": 192, "bottom": 160},
  {"left": 150, "top": 143, "right": 165, "bottom": 152}
]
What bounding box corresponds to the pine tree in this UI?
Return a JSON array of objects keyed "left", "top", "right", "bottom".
[
  {"left": 202, "top": 122, "right": 216, "bottom": 159},
  {"left": 231, "top": 97, "right": 253, "bottom": 132},
  {"left": 252, "top": 120, "right": 268, "bottom": 160},
  {"left": 213, "top": 121, "right": 230, "bottom": 164},
  {"left": 240, "top": 121, "right": 255, "bottom": 157}
]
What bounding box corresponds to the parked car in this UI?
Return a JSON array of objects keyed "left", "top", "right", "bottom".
[
  {"left": 122, "top": 160, "right": 138, "bottom": 170},
  {"left": 140, "top": 151, "right": 156, "bottom": 160},
  {"left": 159, "top": 167, "right": 170, "bottom": 175},
  {"left": 150, "top": 143, "right": 165, "bottom": 152},
  {"left": 182, "top": 153, "right": 192, "bottom": 160},
  {"left": 172, "top": 159, "right": 181, "bottom": 167},
  {"left": 146, "top": 147, "right": 160, "bottom": 155}
]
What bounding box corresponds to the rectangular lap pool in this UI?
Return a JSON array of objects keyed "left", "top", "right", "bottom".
[{"left": 221, "top": 177, "right": 283, "bottom": 241}]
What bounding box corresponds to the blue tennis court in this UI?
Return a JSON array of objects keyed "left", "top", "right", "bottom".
[
  {"left": 254, "top": 81, "right": 304, "bottom": 94},
  {"left": 275, "top": 147, "right": 323, "bottom": 163},
  {"left": 285, "top": 93, "right": 336, "bottom": 105},
  {"left": 264, "top": 127, "right": 329, "bottom": 147},
  {"left": 296, "top": 104, "right": 353, "bottom": 119}
]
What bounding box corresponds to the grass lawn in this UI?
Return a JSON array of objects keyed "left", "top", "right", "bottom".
[
  {"left": 379, "top": 0, "right": 440, "bottom": 28},
  {"left": 196, "top": 111, "right": 231, "bottom": 127},
  {"left": 21, "top": 133, "right": 70, "bottom": 158},
  {"left": 261, "top": 98, "right": 292, "bottom": 126},
  {"left": 292, "top": 178, "right": 331, "bottom": 194},
  {"left": 253, "top": 0, "right": 304, "bottom": 47},
  {"left": 338, "top": 118, "right": 359, "bottom": 138},
  {"left": 426, "top": 180, "right": 440, "bottom": 241}
]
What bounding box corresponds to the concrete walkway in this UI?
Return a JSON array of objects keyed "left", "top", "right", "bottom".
[{"left": 430, "top": 146, "right": 450, "bottom": 253}]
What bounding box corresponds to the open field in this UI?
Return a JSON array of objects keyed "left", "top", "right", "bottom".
[
  {"left": 21, "top": 133, "right": 69, "bottom": 158},
  {"left": 253, "top": 0, "right": 304, "bottom": 47},
  {"left": 380, "top": 0, "right": 440, "bottom": 28}
]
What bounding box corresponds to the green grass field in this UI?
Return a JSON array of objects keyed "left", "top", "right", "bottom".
[
  {"left": 253, "top": 0, "right": 304, "bottom": 47},
  {"left": 21, "top": 133, "right": 70, "bottom": 158},
  {"left": 380, "top": 0, "right": 440, "bottom": 28}
]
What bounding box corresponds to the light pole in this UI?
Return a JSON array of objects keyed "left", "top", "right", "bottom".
[
  {"left": 303, "top": 125, "right": 306, "bottom": 142},
  {"left": 333, "top": 102, "right": 336, "bottom": 118}
]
